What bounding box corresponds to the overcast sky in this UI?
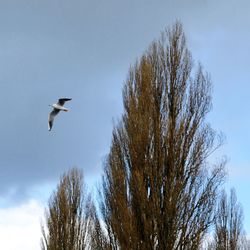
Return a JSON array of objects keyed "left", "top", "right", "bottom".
[{"left": 1, "top": 0, "right": 250, "bottom": 249}]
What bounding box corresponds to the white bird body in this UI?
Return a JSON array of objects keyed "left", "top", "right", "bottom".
[
  {"left": 51, "top": 103, "right": 68, "bottom": 111},
  {"left": 48, "top": 98, "right": 72, "bottom": 131}
]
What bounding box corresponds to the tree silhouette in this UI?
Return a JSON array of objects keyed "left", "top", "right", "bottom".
[
  {"left": 213, "top": 188, "right": 246, "bottom": 250},
  {"left": 98, "top": 22, "right": 225, "bottom": 249},
  {"left": 41, "top": 168, "right": 91, "bottom": 250}
]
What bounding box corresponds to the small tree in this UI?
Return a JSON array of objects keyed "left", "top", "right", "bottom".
[
  {"left": 213, "top": 188, "right": 246, "bottom": 250},
  {"left": 89, "top": 203, "right": 110, "bottom": 250},
  {"left": 41, "top": 168, "right": 91, "bottom": 250},
  {"left": 99, "top": 22, "right": 225, "bottom": 249}
]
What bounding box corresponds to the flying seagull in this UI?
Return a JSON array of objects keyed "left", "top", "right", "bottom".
[{"left": 48, "top": 98, "right": 72, "bottom": 131}]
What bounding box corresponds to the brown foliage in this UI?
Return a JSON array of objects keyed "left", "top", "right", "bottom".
[
  {"left": 41, "top": 168, "right": 91, "bottom": 250},
  {"left": 99, "top": 22, "right": 225, "bottom": 249}
]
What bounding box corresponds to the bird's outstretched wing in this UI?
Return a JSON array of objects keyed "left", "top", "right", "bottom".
[
  {"left": 57, "top": 98, "right": 72, "bottom": 106},
  {"left": 48, "top": 109, "right": 60, "bottom": 131}
]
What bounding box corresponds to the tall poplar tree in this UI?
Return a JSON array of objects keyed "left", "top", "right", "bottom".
[{"left": 99, "top": 22, "right": 225, "bottom": 249}]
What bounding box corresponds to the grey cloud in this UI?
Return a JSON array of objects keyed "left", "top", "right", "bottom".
[{"left": 0, "top": 0, "right": 249, "bottom": 205}]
